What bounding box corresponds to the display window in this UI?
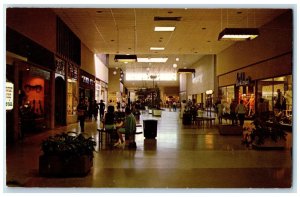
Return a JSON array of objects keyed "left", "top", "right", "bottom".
[
  {"left": 237, "top": 85, "right": 255, "bottom": 117},
  {"left": 219, "top": 86, "right": 234, "bottom": 103},
  {"left": 67, "top": 64, "right": 78, "bottom": 116},
  {"left": 257, "top": 75, "right": 292, "bottom": 116},
  {"left": 67, "top": 79, "right": 78, "bottom": 115},
  {"left": 19, "top": 65, "right": 50, "bottom": 131}
]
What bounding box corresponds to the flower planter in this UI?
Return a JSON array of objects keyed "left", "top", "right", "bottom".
[
  {"left": 252, "top": 138, "right": 286, "bottom": 150},
  {"left": 219, "top": 125, "right": 243, "bottom": 135},
  {"left": 39, "top": 155, "right": 93, "bottom": 177},
  {"left": 153, "top": 109, "right": 162, "bottom": 117}
]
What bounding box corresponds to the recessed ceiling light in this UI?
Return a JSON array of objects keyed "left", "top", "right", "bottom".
[
  {"left": 154, "top": 27, "right": 176, "bottom": 32},
  {"left": 137, "top": 58, "right": 168, "bottom": 63},
  {"left": 150, "top": 47, "right": 165, "bottom": 51},
  {"left": 173, "top": 63, "right": 178, "bottom": 68},
  {"left": 176, "top": 57, "right": 179, "bottom": 61},
  {"left": 202, "top": 27, "right": 206, "bottom": 30}
]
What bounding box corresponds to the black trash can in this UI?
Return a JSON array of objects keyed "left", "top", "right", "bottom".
[
  {"left": 143, "top": 119, "right": 158, "bottom": 139},
  {"left": 182, "top": 113, "right": 192, "bottom": 125}
]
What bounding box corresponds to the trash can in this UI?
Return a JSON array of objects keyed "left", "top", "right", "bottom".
[
  {"left": 182, "top": 113, "right": 192, "bottom": 125},
  {"left": 143, "top": 119, "right": 158, "bottom": 139}
]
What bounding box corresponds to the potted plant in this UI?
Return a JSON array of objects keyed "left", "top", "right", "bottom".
[
  {"left": 246, "top": 117, "right": 287, "bottom": 149},
  {"left": 39, "top": 132, "right": 96, "bottom": 177}
]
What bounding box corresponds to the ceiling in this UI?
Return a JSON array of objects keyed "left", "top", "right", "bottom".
[{"left": 53, "top": 8, "right": 288, "bottom": 88}]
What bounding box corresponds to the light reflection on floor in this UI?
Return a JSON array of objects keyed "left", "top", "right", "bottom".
[{"left": 6, "top": 109, "right": 292, "bottom": 190}]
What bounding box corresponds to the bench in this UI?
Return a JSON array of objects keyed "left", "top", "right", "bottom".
[
  {"left": 97, "top": 128, "right": 114, "bottom": 149},
  {"left": 97, "top": 124, "right": 143, "bottom": 149}
]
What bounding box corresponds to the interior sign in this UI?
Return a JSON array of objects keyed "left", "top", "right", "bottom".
[{"left": 6, "top": 82, "right": 14, "bottom": 110}]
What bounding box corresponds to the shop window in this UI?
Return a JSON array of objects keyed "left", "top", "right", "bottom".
[
  {"left": 67, "top": 79, "right": 78, "bottom": 115},
  {"left": 19, "top": 65, "right": 50, "bottom": 132},
  {"left": 219, "top": 86, "right": 234, "bottom": 103},
  {"left": 258, "top": 75, "right": 292, "bottom": 116},
  {"left": 238, "top": 85, "right": 255, "bottom": 117}
]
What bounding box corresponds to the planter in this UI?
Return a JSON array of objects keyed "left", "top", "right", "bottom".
[
  {"left": 219, "top": 125, "right": 243, "bottom": 135},
  {"left": 252, "top": 138, "right": 286, "bottom": 150},
  {"left": 39, "top": 155, "right": 93, "bottom": 177},
  {"left": 153, "top": 109, "right": 162, "bottom": 117}
]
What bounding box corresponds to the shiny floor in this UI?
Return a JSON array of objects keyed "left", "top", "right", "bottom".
[{"left": 5, "top": 110, "right": 293, "bottom": 191}]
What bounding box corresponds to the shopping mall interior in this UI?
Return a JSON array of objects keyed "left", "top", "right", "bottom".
[{"left": 3, "top": 4, "right": 297, "bottom": 193}]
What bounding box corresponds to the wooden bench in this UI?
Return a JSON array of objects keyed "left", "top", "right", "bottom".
[
  {"left": 97, "top": 128, "right": 114, "bottom": 149},
  {"left": 97, "top": 124, "right": 143, "bottom": 149}
]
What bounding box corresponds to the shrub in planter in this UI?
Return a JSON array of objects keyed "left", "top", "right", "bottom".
[
  {"left": 39, "top": 132, "right": 96, "bottom": 177},
  {"left": 246, "top": 118, "right": 287, "bottom": 149}
]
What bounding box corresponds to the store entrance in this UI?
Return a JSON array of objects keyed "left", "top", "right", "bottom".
[{"left": 55, "top": 76, "right": 66, "bottom": 126}]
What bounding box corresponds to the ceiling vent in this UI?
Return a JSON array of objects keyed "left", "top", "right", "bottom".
[{"left": 154, "top": 16, "right": 182, "bottom": 21}]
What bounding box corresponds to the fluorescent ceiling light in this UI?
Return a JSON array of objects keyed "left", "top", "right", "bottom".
[
  {"left": 150, "top": 47, "right": 165, "bottom": 51},
  {"left": 218, "top": 28, "right": 259, "bottom": 41},
  {"left": 154, "top": 26, "right": 176, "bottom": 31},
  {"left": 137, "top": 58, "right": 168, "bottom": 63}
]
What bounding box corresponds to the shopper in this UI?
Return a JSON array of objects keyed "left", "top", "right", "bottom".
[
  {"left": 235, "top": 100, "right": 246, "bottom": 127},
  {"left": 173, "top": 101, "right": 177, "bottom": 112},
  {"left": 103, "top": 105, "right": 122, "bottom": 146},
  {"left": 77, "top": 98, "right": 87, "bottom": 133},
  {"left": 216, "top": 100, "right": 223, "bottom": 124},
  {"left": 230, "top": 99, "right": 237, "bottom": 125},
  {"left": 93, "top": 100, "right": 99, "bottom": 121},
  {"left": 117, "top": 107, "right": 137, "bottom": 148},
  {"left": 99, "top": 100, "right": 105, "bottom": 120}
]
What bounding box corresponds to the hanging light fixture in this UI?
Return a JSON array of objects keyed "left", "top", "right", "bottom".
[
  {"left": 218, "top": 9, "right": 259, "bottom": 41},
  {"left": 218, "top": 28, "right": 259, "bottom": 41}
]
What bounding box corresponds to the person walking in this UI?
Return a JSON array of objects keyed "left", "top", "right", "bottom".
[
  {"left": 230, "top": 99, "right": 237, "bottom": 125},
  {"left": 216, "top": 100, "right": 223, "bottom": 124},
  {"left": 173, "top": 101, "right": 177, "bottom": 112},
  {"left": 93, "top": 100, "right": 99, "bottom": 121},
  {"left": 99, "top": 100, "right": 105, "bottom": 120},
  {"left": 77, "top": 98, "right": 87, "bottom": 132},
  {"left": 235, "top": 100, "right": 247, "bottom": 127}
]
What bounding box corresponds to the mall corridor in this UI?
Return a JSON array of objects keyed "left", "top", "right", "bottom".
[{"left": 5, "top": 109, "right": 292, "bottom": 190}]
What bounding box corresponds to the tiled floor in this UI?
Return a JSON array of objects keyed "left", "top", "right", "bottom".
[{"left": 5, "top": 110, "right": 293, "bottom": 191}]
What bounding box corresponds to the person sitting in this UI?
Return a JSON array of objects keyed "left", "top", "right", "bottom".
[
  {"left": 117, "top": 107, "right": 137, "bottom": 149},
  {"left": 103, "top": 105, "right": 124, "bottom": 146}
]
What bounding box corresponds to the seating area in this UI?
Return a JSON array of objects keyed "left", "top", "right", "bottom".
[{"left": 97, "top": 124, "right": 143, "bottom": 149}]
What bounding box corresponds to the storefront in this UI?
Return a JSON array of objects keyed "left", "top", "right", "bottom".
[
  {"left": 257, "top": 75, "right": 292, "bottom": 115},
  {"left": 218, "top": 55, "right": 292, "bottom": 121},
  {"left": 79, "top": 69, "right": 95, "bottom": 102},
  {"left": 95, "top": 78, "right": 108, "bottom": 105},
  {"left": 18, "top": 62, "right": 52, "bottom": 135}
]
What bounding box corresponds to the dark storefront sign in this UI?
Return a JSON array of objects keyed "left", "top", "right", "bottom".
[
  {"left": 6, "top": 26, "right": 55, "bottom": 70},
  {"left": 55, "top": 57, "right": 66, "bottom": 76},
  {"left": 68, "top": 63, "right": 78, "bottom": 80},
  {"left": 79, "top": 69, "right": 95, "bottom": 89},
  {"left": 56, "top": 17, "right": 81, "bottom": 66},
  {"left": 236, "top": 72, "right": 252, "bottom": 86}
]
